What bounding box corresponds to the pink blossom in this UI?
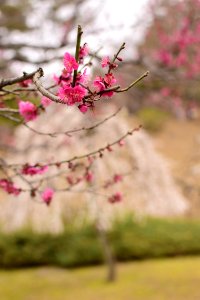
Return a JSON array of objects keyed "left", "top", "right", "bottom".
[
  {"left": 58, "top": 85, "right": 87, "bottom": 105},
  {"left": 175, "top": 52, "right": 187, "bottom": 67},
  {"left": 106, "top": 145, "right": 113, "bottom": 152},
  {"left": 85, "top": 171, "right": 94, "bottom": 183},
  {"left": 118, "top": 140, "right": 125, "bottom": 147},
  {"left": 53, "top": 71, "right": 72, "bottom": 85},
  {"left": 93, "top": 76, "right": 105, "bottom": 91},
  {"left": 79, "top": 43, "right": 89, "bottom": 59},
  {"left": 156, "top": 50, "right": 173, "bottom": 66},
  {"left": 78, "top": 104, "right": 88, "bottom": 113},
  {"left": 22, "top": 164, "right": 48, "bottom": 176},
  {"left": 93, "top": 74, "right": 116, "bottom": 98},
  {"left": 41, "top": 96, "right": 51, "bottom": 107},
  {"left": 160, "top": 87, "right": 171, "bottom": 97},
  {"left": 101, "top": 56, "right": 110, "bottom": 68},
  {"left": 19, "top": 101, "right": 38, "bottom": 122},
  {"left": 0, "top": 179, "right": 21, "bottom": 196},
  {"left": 108, "top": 192, "right": 122, "bottom": 204},
  {"left": 104, "top": 73, "right": 117, "bottom": 86},
  {"left": 101, "top": 90, "right": 114, "bottom": 98},
  {"left": 53, "top": 74, "right": 60, "bottom": 84},
  {"left": 76, "top": 69, "right": 88, "bottom": 84},
  {"left": 41, "top": 188, "right": 54, "bottom": 206},
  {"left": 63, "top": 52, "right": 78, "bottom": 73},
  {"left": 19, "top": 79, "right": 32, "bottom": 88},
  {"left": 113, "top": 174, "right": 123, "bottom": 183}
]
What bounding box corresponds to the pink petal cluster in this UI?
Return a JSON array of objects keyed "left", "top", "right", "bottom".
[
  {"left": 113, "top": 174, "right": 123, "bottom": 183},
  {"left": 53, "top": 72, "right": 71, "bottom": 85},
  {"left": 55, "top": 43, "right": 121, "bottom": 113},
  {"left": 19, "top": 79, "right": 32, "bottom": 88},
  {"left": 58, "top": 85, "right": 87, "bottom": 105},
  {"left": 85, "top": 171, "right": 94, "bottom": 183},
  {"left": 79, "top": 43, "right": 89, "bottom": 60},
  {"left": 156, "top": 50, "right": 173, "bottom": 66},
  {"left": 41, "top": 96, "right": 51, "bottom": 107},
  {"left": 104, "top": 73, "right": 117, "bottom": 86},
  {"left": 76, "top": 69, "right": 88, "bottom": 84},
  {"left": 0, "top": 179, "right": 21, "bottom": 196},
  {"left": 41, "top": 188, "right": 54, "bottom": 206},
  {"left": 22, "top": 164, "right": 48, "bottom": 176},
  {"left": 118, "top": 140, "right": 125, "bottom": 147},
  {"left": 93, "top": 73, "right": 117, "bottom": 97},
  {"left": 108, "top": 192, "right": 122, "bottom": 204},
  {"left": 19, "top": 101, "right": 38, "bottom": 122},
  {"left": 101, "top": 56, "right": 110, "bottom": 68},
  {"left": 63, "top": 52, "right": 78, "bottom": 73},
  {"left": 78, "top": 104, "right": 88, "bottom": 113}
]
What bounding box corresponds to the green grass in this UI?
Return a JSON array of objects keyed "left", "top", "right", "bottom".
[{"left": 1, "top": 257, "right": 200, "bottom": 300}]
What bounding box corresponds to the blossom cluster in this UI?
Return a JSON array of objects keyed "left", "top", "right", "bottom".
[
  {"left": 56, "top": 44, "right": 119, "bottom": 113},
  {"left": 0, "top": 178, "right": 54, "bottom": 205},
  {"left": 0, "top": 31, "right": 135, "bottom": 208},
  {"left": 17, "top": 42, "right": 121, "bottom": 122},
  {"left": 21, "top": 164, "right": 48, "bottom": 176},
  {"left": 152, "top": 1, "right": 200, "bottom": 77},
  {"left": 0, "top": 179, "right": 21, "bottom": 196},
  {"left": 137, "top": 0, "right": 200, "bottom": 118}
]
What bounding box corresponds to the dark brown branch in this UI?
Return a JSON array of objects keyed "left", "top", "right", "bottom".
[{"left": 0, "top": 69, "right": 40, "bottom": 89}]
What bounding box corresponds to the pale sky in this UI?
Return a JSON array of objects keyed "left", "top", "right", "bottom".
[
  {"left": 11, "top": 0, "right": 150, "bottom": 73},
  {"left": 83, "top": 0, "right": 150, "bottom": 57}
]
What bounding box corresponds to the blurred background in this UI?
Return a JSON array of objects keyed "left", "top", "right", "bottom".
[{"left": 1, "top": 0, "right": 200, "bottom": 299}]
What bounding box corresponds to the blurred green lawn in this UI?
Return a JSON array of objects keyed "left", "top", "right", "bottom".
[{"left": 1, "top": 257, "right": 200, "bottom": 300}]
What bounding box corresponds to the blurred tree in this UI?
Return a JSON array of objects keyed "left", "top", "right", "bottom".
[
  {"left": 0, "top": 0, "right": 100, "bottom": 73},
  {"left": 123, "top": 0, "right": 200, "bottom": 119},
  {"left": 0, "top": 0, "right": 149, "bottom": 279}
]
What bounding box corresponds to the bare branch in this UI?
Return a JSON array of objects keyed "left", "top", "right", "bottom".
[
  {"left": 0, "top": 69, "right": 40, "bottom": 89},
  {"left": 32, "top": 68, "right": 64, "bottom": 104}
]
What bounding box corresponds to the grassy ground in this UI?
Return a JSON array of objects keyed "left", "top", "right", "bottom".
[{"left": 1, "top": 257, "right": 200, "bottom": 300}]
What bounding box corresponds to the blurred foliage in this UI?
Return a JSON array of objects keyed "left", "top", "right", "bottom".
[
  {"left": 137, "top": 107, "right": 170, "bottom": 132},
  {"left": 0, "top": 0, "right": 29, "bottom": 31},
  {"left": 2, "top": 216, "right": 200, "bottom": 268},
  {"left": 123, "top": 0, "right": 200, "bottom": 116}
]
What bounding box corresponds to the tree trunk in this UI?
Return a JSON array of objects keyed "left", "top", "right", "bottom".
[{"left": 96, "top": 224, "right": 116, "bottom": 282}]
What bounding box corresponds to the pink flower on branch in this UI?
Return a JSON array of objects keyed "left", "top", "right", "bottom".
[
  {"left": 113, "top": 174, "right": 123, "bottom": 183},
  {"left": 41, "top": 188, "right": 54, "bottom": 206},
  {"left": 19, "top": 101, "right": 38, "bottom": 122},
  {"left": 19, "top": 79, "right": 32, "bottom": 88},
  {"left": 76, "top": 69, "right": 89, "bottom": 84},
  {"left": 156, "top": 49, "right": 173, "bottom": 66},
  {"left": 22, "top": 164, "right": 48, "bottom": 176},
  {"left": 93, "top": 76, "right": 106, "bottom": 91},
  {"left": 58, "top": 85, "right": 87, "bottom": 105},
  {"left": 104, "top": 73, "right": 117, "bottom": 86},
  {"left": 85, "top": 171, "right": 94, "bottom": 183},
  {"left": 93, "top": 73, "right": 117, "bottom": 97},
  {"left": 108, "top": 192, "right": 122, "bottom": 204},
  {"left": 101, "top": 56, "right": 110, "bottom": 68},
  {"left": 41, "top": 96, "right": 52, "bottom": 107},
  {"left": 79, "top": 43, "right": 89, "bottom": 60},
  {"left": 78, "top": 104, "right": 88, "bottom": 113},
  {"left": 0, "top": 179, "right": 21, "bottom": 196},
  {"left": 63, "top": 52, "right": 78, "bottom": 73}
]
